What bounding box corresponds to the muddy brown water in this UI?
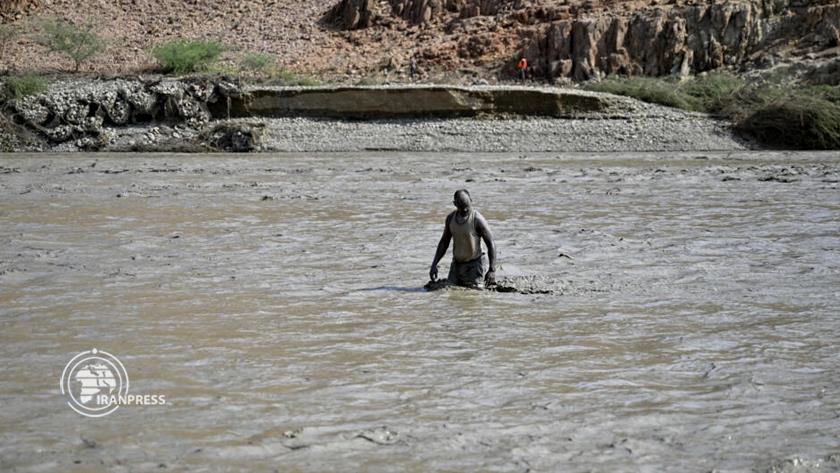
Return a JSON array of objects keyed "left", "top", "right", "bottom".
[{"left": 0, "top": 151, "right": 839, "bottom": 472}]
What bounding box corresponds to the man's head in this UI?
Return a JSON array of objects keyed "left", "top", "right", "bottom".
[{"left": 453, "top": 189, "right": 471, "bottom": 211}]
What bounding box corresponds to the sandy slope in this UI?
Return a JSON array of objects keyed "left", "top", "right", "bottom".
[{"left": 2, "top": 0, "right": 398, "bottom": 78}]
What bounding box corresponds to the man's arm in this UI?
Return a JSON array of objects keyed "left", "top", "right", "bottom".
[
  {"left": 430, "top": 214, "right": 453, "bottom": 281},
  {"left": 475, "top": 213, "right": 496, "bottom": 285}
]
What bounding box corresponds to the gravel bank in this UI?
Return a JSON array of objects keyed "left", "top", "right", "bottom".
[
  {"left": 256, "top": 113, "right": 748, "bottom": 153},
  {"left": 223, "top": 85, "right": 753, "bottom": 153},
  {"left": 89, "top": 109, "right": 753, "bottom": 153},
  {"left": 42, "top": 102, "right": 754, "bottom": 153}
]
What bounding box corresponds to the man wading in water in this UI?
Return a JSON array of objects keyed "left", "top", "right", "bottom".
[{"left": 429, "top": 190, "right": 496, "bottom": 289}]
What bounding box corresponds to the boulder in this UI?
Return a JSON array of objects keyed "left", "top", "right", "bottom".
[
  {"left": 14, "top": 96, "right": 50, "bottom": 127},
  {"left": 105, "top": 99, "right": 131, "bottom": 125},
  {"left": 44, "top": 125, "right": 74, "bottom": 142},
  {"left": 63, "top": 102, "right": 90, "bottom": 126},
  {"left": 203, "top": 122, "right": 264, "bottom": 152},
  {"left": 388, "top": 0, "right": 443, "bottom": 24},
  {"left": 324, "top": 0, "right": 378, "bottom": 29},
  {"left": 215, "top": 80, "right": 245, "bottom": 99},
  {"left": 122, "top": 86, "right": 158, "bottom": 119}
]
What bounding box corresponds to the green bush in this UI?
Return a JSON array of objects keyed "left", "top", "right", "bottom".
[
  {"left": 713, "top": 83, "right": 783, "bottom": 123},
  {"left": 151, "top": 39, "right": 224, "bottom": 74},
  {"left": 679, "top": 71, "right": 744, "bottom": 113},
  {"left": 804, "top": 84, "right": 840, "bottom": 105},
  {"left": 240, "top": 52, "right": 273, "bottom": 72},
  {"left": 738, "top": 94, "right": 840, "bottom": 150},
  {"left": 585, "top": 72, "right": 840, "bottom": 149},
  {"left": 35, "top": 17, "right": 105, "bottom": 72},
  {"left": 587, "top": 72, "right": 745, "bottom": 113},
  {"left": 586, "top": 76, "right": 699, "bottom": 110},
  {"left": 3, "top": 74, "right": 48, "bottom": 101}
]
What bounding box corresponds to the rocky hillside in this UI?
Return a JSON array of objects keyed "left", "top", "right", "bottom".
[
  {"left": 326, "top": 0, "right": 840, "bottom": 81},
  {"left": 1, "top": 0, "right": 838, "bottom": 83}
]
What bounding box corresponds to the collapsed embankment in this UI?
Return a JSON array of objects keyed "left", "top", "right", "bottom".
[
  {"left": 220, "top": 85, "right": 620, "bottom": 119},
  {"left": 0, "top": 76, "right": 749, "bottom": 153}
]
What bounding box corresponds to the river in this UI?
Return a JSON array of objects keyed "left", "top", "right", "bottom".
[{"left": 1, "top": 151, "right": 838, "bottom": 472}]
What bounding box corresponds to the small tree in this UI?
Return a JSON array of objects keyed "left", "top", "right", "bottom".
[
  {"left": 151, "top": 39, "right": 224, "bottom": 74},
  {"left": 36, "top": 17, "right": 105, "bottom": 72},
  {"left": 240, "top": 52, "right": 273, "bottom": 73}
]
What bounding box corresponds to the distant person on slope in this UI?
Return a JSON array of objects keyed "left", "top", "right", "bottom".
[
  {"left": 410, "top": 56, "right": 418, "bottom": 80},
  {"left": 429, "top": 190, "right": 496, "bottom": 288}
]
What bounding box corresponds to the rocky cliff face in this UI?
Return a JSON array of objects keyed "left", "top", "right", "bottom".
[
  {"left": 0, "top": 0, "right": 38, "bottom": 21},
  {"left": 329, "top": 0, "right": 840, "bottom": 81},
  {"left": 526, "top": 0, "right": 840, "bottom": 81},
  {"left": 324, "top": 0, "right": 378, "bottom": 30},
  {"left": 389, "top": 0, "right": 608, "bottom": 23},
  {"left": 4, "top": 0, "right": 838, "bottom": 83}
]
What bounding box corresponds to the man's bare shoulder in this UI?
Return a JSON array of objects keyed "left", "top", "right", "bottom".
[{"left": 474, "top": 211, "right": 493, "bottom": 233}]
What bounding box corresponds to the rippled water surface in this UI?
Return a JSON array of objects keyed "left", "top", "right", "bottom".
[{"left": 1, "top": 152, "right": 839, "bottom": 472}]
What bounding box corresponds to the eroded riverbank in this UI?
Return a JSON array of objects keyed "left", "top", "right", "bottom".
[
  {"left": 1, "top": 79, "right": 751, "bottom": 153},
  {"left": 0, "top": 151, "right": 838, "bottom": 472}
]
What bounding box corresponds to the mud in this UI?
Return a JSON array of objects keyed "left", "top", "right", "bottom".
[
  {"left": 425, "top": 276, "right": 576, "bottom": 294},
  {"left": 1, "top": 151, "right": 839, "bottom": 473}
]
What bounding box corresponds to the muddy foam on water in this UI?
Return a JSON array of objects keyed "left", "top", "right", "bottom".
[{"left": 425, "top": 275, "right": 578, "bottom": 294}]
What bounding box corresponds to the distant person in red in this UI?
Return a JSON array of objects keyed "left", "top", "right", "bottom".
[{"left": 516, "top": 56, "right": 528, "bottom": 82}]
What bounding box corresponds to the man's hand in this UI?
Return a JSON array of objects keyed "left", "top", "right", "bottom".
[
  {"left": 485, "top": 269, "right": 496, "bottom": 286},
  {"left": 430, "top": 264, "right": 438, "bottom": 282}
]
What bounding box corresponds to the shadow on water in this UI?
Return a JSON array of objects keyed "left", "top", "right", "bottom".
[
  {"left": 357, "top": 284, "right": 489, "bottom": 294},
  {"left": 358, "top": 285, "right": 428, "bottom": 293}
]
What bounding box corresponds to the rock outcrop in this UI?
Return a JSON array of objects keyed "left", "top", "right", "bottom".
[
  {"left": 388, "top": 0, "right": 555, "bottom": 24},
  {"left": 389, "top": 0, "right": 446, "bottom": 24},
  {"left": 2, "top": 77, "right": 243, "bottom": 149},
  {"left": 327, "top": 0, "right": 840, "bottom": 81},
  {"left": 202, "top": 122, "right": 264, "bottom": 152},
  {"left": 0, "top": 0, "right": 38, "bottom": 21},
  {"left": 324, "top": 0, "right": 379, "bottom": 30},
  {"left": 526, "top": 0, "right": 840, "bottom": 81}
]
